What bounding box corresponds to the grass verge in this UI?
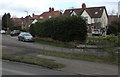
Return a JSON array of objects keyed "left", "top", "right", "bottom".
[
  {"left": 35, "top": 38, "right": 75, "bottom": 48},
  {"left": 2, "top": 54, "right": 65, "bottom": 69},
  {"left": 39, "top": 51, "right": 119, "bottom": 65}
]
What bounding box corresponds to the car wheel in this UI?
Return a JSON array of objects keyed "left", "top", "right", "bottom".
[
  {"left": 18, "top": 38, "right": 20, "bottom": 41},
  {"left": 23, "top": 39, "right": 25, "bottom": 42}
]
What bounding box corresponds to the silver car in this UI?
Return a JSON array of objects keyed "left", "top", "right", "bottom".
[{"left": 18, "top": 32, "right": 34, "bottom": 42}]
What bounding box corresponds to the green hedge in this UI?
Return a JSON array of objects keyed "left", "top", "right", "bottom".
[
  {"left": 30, "top": 16, "right": 87, "bottom": 42},
  {"left": 107, "top": 21, "right": 120, "bottom": 35}
]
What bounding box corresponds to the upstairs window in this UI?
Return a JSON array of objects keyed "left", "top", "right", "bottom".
[{"left": 83, "top": 17, "right": 88, "bottom": 23}]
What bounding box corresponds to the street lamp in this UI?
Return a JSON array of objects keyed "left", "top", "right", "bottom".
[
  {"left": 24, "top": 11, "right": 28, "bottom": 31},
  {"left": 24, "top": 11, "right": 28, "bottom": 16}
]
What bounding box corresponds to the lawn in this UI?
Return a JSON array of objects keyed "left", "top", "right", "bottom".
[
  {"left": 39, "top": 50, "right": 119, "bottom": 65},
  {"left": 2, "top": 54, "right": 65, "bottom": 69}
]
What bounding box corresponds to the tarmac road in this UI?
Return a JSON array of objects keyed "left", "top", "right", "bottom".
[
  {"left": 1, "top": 34, "right": 119, "bottom": 75},
  {"left": 2, "top": 61, "right": 73, "bottom": 75}
]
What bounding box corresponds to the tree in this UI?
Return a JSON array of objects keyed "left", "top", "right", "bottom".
[{"left": 2, "top": 13, "right": 14, "bottom": 30}]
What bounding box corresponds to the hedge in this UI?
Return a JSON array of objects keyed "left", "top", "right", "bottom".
[{"left": 30, "top": 16, "right": 87, "bottom": 42}]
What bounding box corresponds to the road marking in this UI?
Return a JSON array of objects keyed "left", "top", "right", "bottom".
[{"left": 3, "top": 68, "right": 36, "bottom": 75}]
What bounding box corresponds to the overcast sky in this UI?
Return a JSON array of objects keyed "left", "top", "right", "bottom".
[{"left": 0, "top": 0, "right": 119, "bottom": 18}]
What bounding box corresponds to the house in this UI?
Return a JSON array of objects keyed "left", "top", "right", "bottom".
[
  {"left": 39, "top": 7, "right": 61, "bottom": 20},
  {"left": 63, "top": 3, "right": 108, "bottom": 36},
  {"left": 12, "top": 15, "right": 35, "bottom": 30}
]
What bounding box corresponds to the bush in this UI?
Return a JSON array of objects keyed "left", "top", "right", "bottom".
[
  {"left": 107, "top": 21, "right": 120, "bottom": 35},
  {"left": 30, "top": 16, "right": 87, "bottom": 42}
]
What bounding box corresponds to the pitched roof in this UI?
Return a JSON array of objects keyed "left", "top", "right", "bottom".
[
  {"left": 32, "top": 15, "right": 40, "bottom": 19},
  {"left": 85, "top": 6, "right": 106, "bottom": 18},
  {"left": 39, "top": 10, "right": 61, "bottom": 20},
  {"left": 12, "top": 18, "right": 23, "bottom": 23},
  {"left": 63, "top": 8, "right": 84, "bottom": 16},
  {"left": 63, "top": 6, "right": 108, "bottom": 18}
]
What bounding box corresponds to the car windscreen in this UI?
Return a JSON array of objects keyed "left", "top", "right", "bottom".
[{"left": 23, "top": 34, "right": 31, "bottom": 36}]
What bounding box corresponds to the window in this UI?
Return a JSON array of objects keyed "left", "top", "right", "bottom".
[
  {"left": 83, "top": 17, "right": 88, "bottom": 23},
  {"left": 95, "top": 12, "right": 98, "bottom": 14},
  {"left": 87, "top": 26, "right": 89, "bottom": 30},
  {"left": 40, "top": 16, "right": 43, "bottom": 19},
  {"left": 49, "top": 16, "right": 52, "bottom": 18}
]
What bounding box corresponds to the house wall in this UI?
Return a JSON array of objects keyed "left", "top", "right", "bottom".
[
  {"left": 71, "top": 11, "right": 77, "bottom": 16},
  {"left": 81, "top": 10, "right": 92, "bottom": 24},
  {"left": 100, "top": 9, "right": 108, "bottom": 28}
]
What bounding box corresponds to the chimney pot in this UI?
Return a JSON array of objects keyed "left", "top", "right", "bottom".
[
  {"left": 32, "top": 13, "right": 35, "bottom": 17},
  {"left": 82, "top": 3, "right": 86, "bottom": 9},
  {"left": 52, "top": 8, "right": 54, "bottom": 11},
  {"left": 49, "top": 7, "right": 52, "bottom": 12}
]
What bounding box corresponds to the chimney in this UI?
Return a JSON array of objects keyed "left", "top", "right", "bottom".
[
  {"left": 49, "top": 7, "right": 52, "bottom": 12},
  {"left": 82, "top": 3, "right": 86, "bottom": 9},
  {"left": 51, "top": 8, "right": 54, "bottom": 11},
  {"left": 32, "top": 13, "right": 35, "bottom": 17}
]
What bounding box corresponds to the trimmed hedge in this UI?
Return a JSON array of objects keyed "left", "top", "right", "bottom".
[{"left": 30, "top": 16, "right": 87, "bottom": 42}]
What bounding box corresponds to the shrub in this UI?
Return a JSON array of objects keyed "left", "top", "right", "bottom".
[
  {"left": 30, "top": 16, "right": 87, "bottom": 42},
  {"left": 107, "top": 21, "right": 120, "bottom": 35}
]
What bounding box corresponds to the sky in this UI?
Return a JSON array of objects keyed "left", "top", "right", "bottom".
[{"left": 0, "top": 0, "right": 119, "bottom": 18}]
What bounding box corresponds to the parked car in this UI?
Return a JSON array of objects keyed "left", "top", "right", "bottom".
[
  {"left": 10, "top": 30, "right": 20, "bottom": 36},
  {"left": 18, "top": 32, "right": 34, "bottom": 42},
  {"left": 0, "top": 30, "right": 6, "bottom": 34},
  {"left": 92, "top": 29, "right": 101, "bottom": 36}
]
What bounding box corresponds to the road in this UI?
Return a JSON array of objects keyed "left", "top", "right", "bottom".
[
  {"left": 2, "top": 34, "right": 75, "bottom": 75},
  {"left": 2, "top": 61, "right": 73, "bottom": 75},
  {"left": 2, "top": 34, "right": 106, "bottom": 55},
  {"left": 2, "top": 34, "right": 119, "bottom": 75}
]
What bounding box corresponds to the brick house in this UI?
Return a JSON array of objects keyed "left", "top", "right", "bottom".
[
  {"left": 11, "top": 15, "right": 34, "bottom": 30},
  {"left": 39, "top": 7, "right": 61, "bottom": 20}
]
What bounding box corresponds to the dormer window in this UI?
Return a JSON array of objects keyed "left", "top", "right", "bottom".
[{"left": 95, "top": 12, "right": 98, "bottom": 14}]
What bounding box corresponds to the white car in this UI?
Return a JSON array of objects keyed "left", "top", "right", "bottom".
[
  {"left": 92, "top": 29, "right": 101, "bottom": 36},
  {"left": 0, "top": 30, "right": 6, "bottom": 34}
]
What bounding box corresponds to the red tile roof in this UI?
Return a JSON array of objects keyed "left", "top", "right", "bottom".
[
  {"left": 32, "top": 15, "right": 40, "bottom": 19},
  {"left": 39, "top": 10, "right": 61, "bottom": 20}
]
